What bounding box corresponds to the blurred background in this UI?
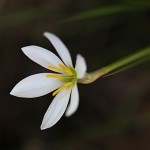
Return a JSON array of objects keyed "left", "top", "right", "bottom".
[{"left": 0, "top": 0, "right": 150, "bottom": 150}]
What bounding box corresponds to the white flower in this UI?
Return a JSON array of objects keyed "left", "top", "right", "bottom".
[{"left": 10, "top": 32, "right": 87, "bottom": 130}]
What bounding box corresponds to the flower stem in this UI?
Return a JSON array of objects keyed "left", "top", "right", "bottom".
[{"left": 78, "top": 47, "right": 150, "bottom": 84}]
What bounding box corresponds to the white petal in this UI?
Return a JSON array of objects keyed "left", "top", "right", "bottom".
[
  {"left": 10, "top": 73, "right": 62, "bottom": 98},
  {"left": 41, "top": 88, "right": 71, "bottom": 130},
  {"left": 22, "top": 46, "right": 64, "bottom": 72},
  {"left": 65, "top": 84, "right": 79, "bottom": 117},
  {"left": 75, "top": 54, "right": 87, "bottom": 79},
  {"left": 44, "top": 32, "right": 73, "bottom": 67}
]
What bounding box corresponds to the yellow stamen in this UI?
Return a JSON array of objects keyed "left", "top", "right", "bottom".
[
  {"left": 58, "top": 64, "right": 73, "bottom": 75},
  {"left": 48, "top": 65, "right": 62, "bottom": 72},
  {"left": 52, "top": 82, "right": 71, "bottom": 96},
  {"left": 46, "top": 74, "right": 64, "bottom": 79}
]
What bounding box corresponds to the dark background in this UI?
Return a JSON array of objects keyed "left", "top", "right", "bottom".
[{"left": 0, "top": 0, "right": 150, "bottom": 150}]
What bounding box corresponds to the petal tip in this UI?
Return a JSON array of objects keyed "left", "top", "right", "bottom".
[
  {"left": 43, "top": 32, "right": 51, "bottom": 38},
  {"left": 65, "top": 112, "right": 70, "bottom": 117},
  {"left": 43, "top": 31, "right": 48, "bottom": 35},
  {"left": 21, "top": 46, "right": 31, "bottom": 54},
  {"left": 10, "top": 87, "right": 18, "bottom": 96},
  {"left": 21, "top": 45, "right": 29, "bottom": 50},
  {"left": 40, "top": 124, "right": 46, "bottom": 130},
  {"left": 9, "top": 87, "right": 21, "bottom": 98},
  {"left": 10, "top": 89, "right": 14, "bottom": 96},
  {"left": 21, "top": 45, "right": 35, "bottom": 52},
  {"left": 65, "top": 108, "right": 77, "bottom": 117},
  {"left": 40, "top": 122, "right": 51, "bottom": 130},
  {"left": 21, "top": 46, "right": 27, "bottom": 52}
]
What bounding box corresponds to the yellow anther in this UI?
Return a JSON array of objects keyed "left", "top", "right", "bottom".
[
  {"left": 48, "top": 65, "right": 62, "bottom": 72},
  {"left": 46, "top": 74, "right": 64, "bottom": 79},
  {"left": 52, "top": 82, "right": 71, "bottom": 96},
  {"left": 58, "top": 64, "right": 73, "bottom": 75}
]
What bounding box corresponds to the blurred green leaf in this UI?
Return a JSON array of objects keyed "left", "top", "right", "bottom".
[{"left": 64, "top": 4, "right": 150, "bottom": 22}]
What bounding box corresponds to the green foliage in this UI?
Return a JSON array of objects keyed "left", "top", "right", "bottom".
[{"left": 64, "top": 3, "right": 150, "bottom": 22}]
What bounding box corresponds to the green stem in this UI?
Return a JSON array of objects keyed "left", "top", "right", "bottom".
[{"left": 78, "top": 47, "right": 150, "bottom": 84}]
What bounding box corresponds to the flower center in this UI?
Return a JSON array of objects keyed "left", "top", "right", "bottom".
[{"left": 46, "top": 64, "right": 77, "bottom": 96}]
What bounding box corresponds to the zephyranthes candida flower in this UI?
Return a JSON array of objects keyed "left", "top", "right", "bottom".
[{"left": 10, "top": 32, "right": 87, "bottom": 130}]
